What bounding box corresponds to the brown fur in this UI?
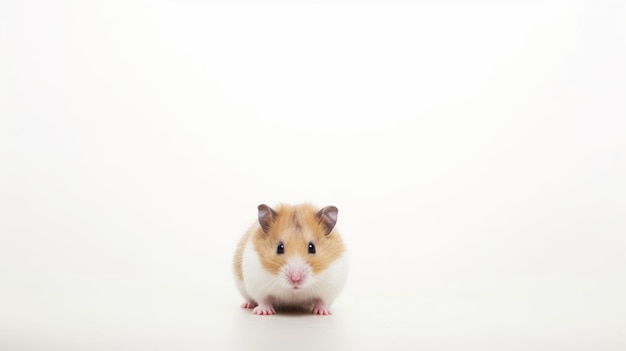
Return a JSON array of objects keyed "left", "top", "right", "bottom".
[
  {"left": 233, "top": 203, "right": 345, "bottom": 279},
  {"left": 233, "top": 228, "right": 251, "bottom": 280}
]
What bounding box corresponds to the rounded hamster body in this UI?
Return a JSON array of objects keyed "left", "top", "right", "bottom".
[{"left": 233, "top": 203, "right": 347, "bottom": 315}]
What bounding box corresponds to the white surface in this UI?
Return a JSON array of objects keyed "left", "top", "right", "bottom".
[{"left": 1, "top": 1, "right": 625, "bottom": 350}]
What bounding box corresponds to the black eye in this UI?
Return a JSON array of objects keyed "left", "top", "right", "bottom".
[
  {"left": 308, "top": 242, "right": 316, "bottom": 254},
  {"left": 277, "top": 242, "right": 285, "bottom": 255}
]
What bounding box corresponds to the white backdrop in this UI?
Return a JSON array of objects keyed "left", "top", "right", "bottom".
[{"left": 1, "top": 1, "right": 625, "bottom": 350}]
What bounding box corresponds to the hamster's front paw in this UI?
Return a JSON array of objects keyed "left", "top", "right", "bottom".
[
  {"left": 241, "top": 300, "right": 258, "bottom": 309},
  {"left": 252, "top": 302, "right": 276, "bottom": 315},
  {"left": 312, "top": 299, "right": 332, "bottom": 315}
]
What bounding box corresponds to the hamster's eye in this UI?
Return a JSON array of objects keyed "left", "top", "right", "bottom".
[
  {"left": 277, "top": 242, "right": 285, "bottom": 255},
  {"left": 308, "top": 242, "right": 316, "bottom": 254}
]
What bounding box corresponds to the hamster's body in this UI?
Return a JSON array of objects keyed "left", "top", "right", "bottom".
[{"left": 233, "top": 203, "right": 347, "bottom": 315}]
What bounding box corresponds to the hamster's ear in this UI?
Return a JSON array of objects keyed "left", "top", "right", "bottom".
[
  {"left": 258, "top": 204, "right": 277, "bottom": 234},
  {"left": 316, "top": 206, "right": 338, "bottom": 235}
]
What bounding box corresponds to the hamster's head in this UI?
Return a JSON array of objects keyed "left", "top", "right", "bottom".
[{"left": 252, "top": 203, "right": 345, "bottom": 290}]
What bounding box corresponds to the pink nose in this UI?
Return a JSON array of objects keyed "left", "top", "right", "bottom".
[{"left": 289, "top": 272, "right": 302, "bottom": 284}]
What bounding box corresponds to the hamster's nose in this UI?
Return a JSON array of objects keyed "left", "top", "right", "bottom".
[
  {"left": 284, "top": 262, "right": 309, "bottom": 287},
  {"left": 288, "top": 272, "right": 302, "bottom": 283}
]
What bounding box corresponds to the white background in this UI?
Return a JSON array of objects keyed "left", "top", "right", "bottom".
[{"left": 1, "top": 0, "right": 625, "bottom": 350}]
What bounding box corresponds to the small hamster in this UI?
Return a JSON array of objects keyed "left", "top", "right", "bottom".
[{"left": 233, "top": 203, "right": 347, "bottom": 315}]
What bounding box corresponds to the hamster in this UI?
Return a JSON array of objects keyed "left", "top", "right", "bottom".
[{"left": 233, "top": 203, "right": 347, "bottom": 315}]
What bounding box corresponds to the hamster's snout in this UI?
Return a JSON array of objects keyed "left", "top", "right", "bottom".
[
  {"left": 283, "top": 261, "right": 311, "bottom": 289},
  {"left": 288, "top": 271, "right": 303, "bottom": 284}
]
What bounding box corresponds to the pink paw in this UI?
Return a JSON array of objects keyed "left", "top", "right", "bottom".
[
  {"left": 312, "top": 301, "right": 332, "bottom": 315},
  {"left": 252, "top": 305, "right": 276, "bottom": 315},
  {"left": 241, "top": 300, "right": 258, "bottom": 309}
]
